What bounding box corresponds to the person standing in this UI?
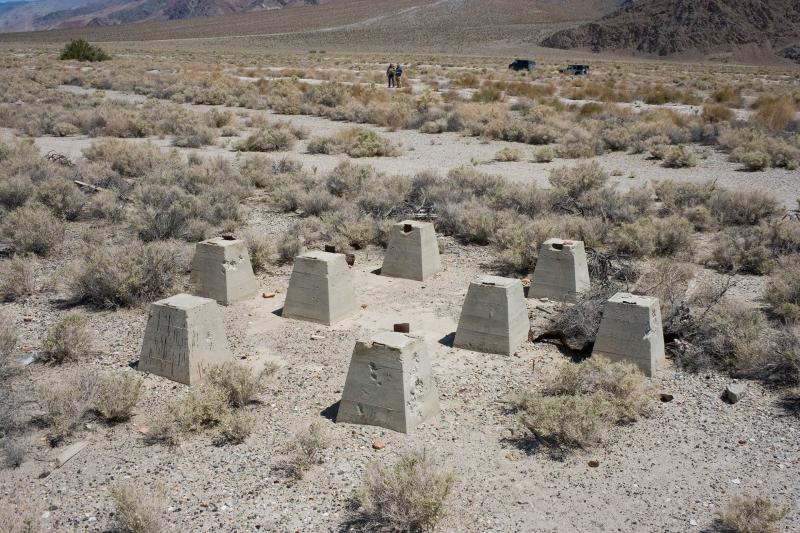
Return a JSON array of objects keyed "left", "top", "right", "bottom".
[
  {"left": 387, "top": 64, "right": 396, "bottom": 88},
  {"left": 394, "top": 63, "right": 404, "bottom": 89}
]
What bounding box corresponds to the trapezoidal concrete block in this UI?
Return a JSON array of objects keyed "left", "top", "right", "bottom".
[
  {"left": 381, "top": 220, "right": 441, "bottom": 281},
  {"left": 529, "top": 238, "right": 590, "bottom": 303},
  {"left": 190, "top": 237, "right": 258, "bottom": 305},
  {"left": 336, "top": 330, "right": 439, "bottom": 433},
  {"left": 592, "top": 292, "right": 665, "bottom": 377},
  {"left": 282, "top": 251, "right": 356, "bottom": 325},
  {"left": 138, "top": 293, "right": 233, "bottom": 385},
  {"left": 454, "top": 276, "right": 530, "bottom": 355}
]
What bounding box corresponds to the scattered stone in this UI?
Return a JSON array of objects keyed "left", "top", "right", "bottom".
[
  {"left": 23, "top": 316, "right": 33, "bottom": 322},
  {"left": 310, "top": 334, "right": 326, "bottom": 340},
  {"left": 138, "top": 426, "right": 149, "bottom": 434},
  {"left": 588, "top": 460, "right": 600, "bottom": 468},
  {"left": 262, "top": 292, "right": 276, "bottom": 299},
  {"left": 372, "top": 440, "right": 385, "bottom": 450},
  {"left": 21, "top": 346, "right": 33, "bottom": 353},
  {"left": 660, "top": 393, "right": 674, "bottom": 402},
  {"left": 56, "top": 441, "right": 88, "bottom": 468},
  {"left": 723, "top": 382, "right": 747, "bottom": 404}
]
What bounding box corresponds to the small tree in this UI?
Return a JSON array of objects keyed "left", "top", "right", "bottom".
[{"left": 59, "top": 39, "right": 110, "bottom": 62}]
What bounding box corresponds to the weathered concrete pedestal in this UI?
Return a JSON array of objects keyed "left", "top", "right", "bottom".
[
  {"left": 191, "top": 237, "right": 258, "bottom": 305},
  {"left": 454, "top": 276, "right": 530, "bottom": 355},
  {"left": 381, "top": 220, "right": 441, "bottom": 281},
  {"left": 138, "top": 293, "right": 233, "bottom": 385},
  {"left": 529, "top": 238, "right": 590, "bottom": 303},
  {"left": 282, "top": 251, "right": 356, "bottom": 325},
  {"left": 592, "top": 292, "right": 665, "bottom": 377},
  {"left": 336, "top": 330, "right": 439, "bottom": 433}
]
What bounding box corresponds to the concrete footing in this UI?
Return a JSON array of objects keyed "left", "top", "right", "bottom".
[
  {"left": 529, "top": 238, "right": 590, "bottom": 303},
  {"left": 592, "top": 292, "right": 665, "bottom": 377},
  {"left": 454, "top": 276, "right": 530, "bottom": 355},
  {"left": 191, "top": 237, "right": 258, "bottom": 305},
  {"left": 282, "top": 251, "right": 356, "bottom": 325},
  {"left": 138, "top": 293, "right": 233, "bottom": 385},
  {"left": 336, "top": 330, "right": 439, "bottom": 433},
  {"left": 381, "top": 220, "right": 441, "bottom": 281}
]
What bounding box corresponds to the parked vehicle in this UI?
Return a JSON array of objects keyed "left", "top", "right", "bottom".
[
  {"left": 508, "top": 59, "right": 536, "bottom": 71},
  {"left": 560, "top": 64, "right": 590, "bottom": 75}
]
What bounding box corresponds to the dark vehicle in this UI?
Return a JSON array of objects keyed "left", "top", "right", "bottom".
[
  {"left": 508, "top": 59, "right": 536, "bottom": 71},
  {"left": 560, "top": 64, "right": 590, "bottom": 75}
]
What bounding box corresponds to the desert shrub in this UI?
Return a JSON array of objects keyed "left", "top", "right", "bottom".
[
  {"left": 94, "top": 372, "right": 143, "bottom": 422},
  {"left": 710, "top": 227, "right": 772, "bottom": 274},
  {"left": 515, "top": 357, "right": 650, "bottom": 449},
  {"left": 610, "top": 216, "right": 693, "bottom": 258},
  {"left": 752, "top": 95, "right": 796, "bottom": 132},
  {"left": 2, "top": 437, "right": 26, "bottom": 468},
  {"left": 110, "top": 483, "right": 163, "bottom": 533},
  {"left": 349, "top": 451, "right": 454, "bottom": 533},
  {"left": 40, "top": 312, "right": 92, "bottom": 365},
  {"left": 85, "top": 190, "right": 125, "bottom": 221},
  {"left": 37, "top": 177, "right": 86, "bottom": 220},
  {"left": 495, "top": 147, "right": 523, "bottom": 162},
  {"left": 765, "top": 262, "right": 800, "bottom": 321},
  {"left": 548, "top": 161, "right": 608, "bottom": 198},
  {"left": 716, "top": 493, "right": 788, "bottom": 533},
  {"left": 82, "top": 139, "right": 167, "bottom": 178},
  {"left": 738, "top": 151, "right": 771, "bottom": 171},
  {"left": 308, "top": 128, "right": 399, "bottom": 158},
  {"left": 69, "top": 240, "right": 187, "bottom": 309},
  {"left": 0, "top": 257, "right": 34, "bottom": 302},
  {"left": 206, "top": 108, "right": 233, "bottom": 128},
  {"left": 634, "top": 259, "right": 695, "bottom": 336},
  {"left": 556, "top": 129, "right": 604, "bottom": 158},
  {"left": 37, "top": 371, "right": 98, "bottom": 444},
  {"left": 533, "top": 146, "right": 556, "bottom": 163},
  {"left": 0, "top": 313, "right": 17, "bottom": 381},
  {"left": 708, "top": 190, "right": 778, "bottom": 226},
  {"left": 236, "top": 128, "right": 295, "bottom": 152},
  {"left": 702, "top": 103, "right": 734, "bottom": 122},
  {"left": 1, "top": 203, "right": 64, "bottom": 256},
  {"left": 276, "top": 423, "right": 328, "bottom": 481},
  {"left": 206, "top": 360, "right": 274, "bottom": 408},
  {"left": 546, "top": 285, "right": 621, "bottom": 352},
  {"left": 59, "top": 39, "right": 110, "bottom": 62},
  {"left": 243, "top": 230, "right": 274, "bottom": 274},
  {"left": 662, "top": 145, "right": 698, "bottom": 168},
  {"left": 0, "top": 175, "right": 34, "bottom": 209},
  {"left": 214, "top": 410, "right": 255, "bottom": 445},
  {"left": 0, "top": 506, "right": 43, "bottom": 532}
]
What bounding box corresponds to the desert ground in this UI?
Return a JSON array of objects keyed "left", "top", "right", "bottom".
[{"left": 0, "top": 42, "right": 799, "bottom": 533}]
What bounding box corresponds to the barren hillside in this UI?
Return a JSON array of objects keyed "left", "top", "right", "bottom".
[{"left": 542, "top": 0, "right": 800, "bottom": 60}]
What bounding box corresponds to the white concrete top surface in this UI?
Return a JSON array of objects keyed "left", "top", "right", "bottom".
[
  {"left": 156, "top": 293, "right": 215, "bottom": 310},
  {"left": 609, "top": 292, "right": 657, "bottom": 306},
  {"left": 476, "top": 275, "right": 518, "bottom": 288}
]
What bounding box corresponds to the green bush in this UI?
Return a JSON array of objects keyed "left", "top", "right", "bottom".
[{"left": 59, "top": 39, "right": 110, "bottom": 62}]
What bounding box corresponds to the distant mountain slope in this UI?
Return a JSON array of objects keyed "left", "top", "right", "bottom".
[
  {"left": 0, "top": 0, "right": 325, "bottom": 32},
  {"left": 542, "top": 0, "right": 800, "bottom": 57}
]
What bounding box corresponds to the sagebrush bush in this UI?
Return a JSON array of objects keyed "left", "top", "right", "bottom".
[
  {"left": 59, "top": 39, "right": 110, "bottom": 62},
  {"left": 495, "top": 147, "right": 523, "bottom": 162},
  {"left": 765, "top": 262, "right": 800, "bottom": 321},
  {"left": 69, "top": 240, "right": 187, "bottom": 309},
  {"left": 214, "top": 410, "right": 255, "bottom": 445},
  {"left": 716, "top": 493, "right": 788, "bottom": 533},
  {"left": 0, "top": 257, "right": 34, "bottom": 302},
  {"left": 236, "top": 127, "right": 296, "bottom": 152},
  {"left": 533, "top": 145, "right": 556, "bottom": 163},
  {"left": 276, "top": 423, "right": 328, "bottom": 480},
  {"left": 350, "top": 451, "right": 454, "bottom": 533},
  {"left": 1, "top": 203, "right": 65, "bottom": 256},
  {"left": 37, "top": 178, "right": 85, "bottom": 220},
  {"left": 206, "top": 360, "right": 274, "bottom": 408},
  {"left": 738, "top": 151, "right": 771, "bottom": 171},
  {"left": 37, "top": 371, "right": 98, "bottom": 444},
  {"left": 308, "top": 128, "right": 399, "bottom": 158},
  {"left": 94, "top": 372, "right": 143, "bottom": 422},
  {"left": 0, "top": 312, "right": 17, "bottom": 380},
  {"left": 40, "top": 312, "right": 92, "bottom": 365},
  {"left": 110, "top": 483, "right": 163, "bottom": 533},
  {"left": 515, "top": 357, "right": 651, "bottom": 449},
  {"left": 662, "top": 145, "right": 698, "bottom": 168},
  {"left": 243, "top": 230, "right": 274, "bottom": 274},
  {"left": 0, "top": 175, "right": 34, "bottom": 209},
  {"left": 710, "top": 227, "right": 772, "bottom": 274},
  {"left": 752, "top": 95, "right": 796, "bottom": 132}
]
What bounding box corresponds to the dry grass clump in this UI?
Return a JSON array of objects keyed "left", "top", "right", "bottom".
[
  {"left": 94, "top": 372, "right": 143, "bottom": 422},
  {"left": 40, "top": 312, "right": 92, "bottom": 365},
  {"left": 0, "top": 257, "right": 35, "bottom": 302},
  {"left": 494, "top": 147, "right": 523, "bottom": 162},
  {"left": 206, "top": 360, "right": 275, "bottom": 408},
  {"left": 37, "top": 371, "right": 98, "bottom": 444},
  {"left": 702, "top": 103, "right": 734, "bottom": 123},
  {"left": 68, "top": 240, "right": 187, "bottom": 309},
  {"left": 110, "top": 483, "right": 164, "bottom": 533},
  {"left": 514, "top": 357, "right": 651, "bottom": 449},
  {"left": 751, "top": 95, "right": 797, "bottom": 132},
  {"left": 0, "top": 175, "right": 35, "bottom": 209},
  {"left": 275, "top": 423, "right": 328, "bottom": 481},
  {"left": 715, "top": 493, "right": 788, "bottom": 533},
  {"left": 308, "top": 128, "right": 400, "bottom": 158},
  {"left": 662, "top": 145, "right": 698, "bottom": 168},
  {"left": 610, "top": 216, "right": 694, "bottom": 258},
  {"left": 533, "top": 146, "right": 556, "bottom": 163},
  {"left": 37, "top": 177, "right": 86, "bottom": 220},
  {"left": 235, "top": 126, "right": 297, "bottom": 152},
  {"left": 709, "top": 227, "right": 773, "bottom": 275},
  {"left": 1, "top": 203, "right": 65, "bottom": 256},
  {"left": 348, "top": 451, "right": 454, "bottom": 533},
  {"left": 0, "top": 312, "right": 17, "bottom": 380},
  {"left": 242, "top": 230, "right": 275, "bottom": 274},
  {"left": 0, "top": 506, "right": 43, "bottom": 533}
]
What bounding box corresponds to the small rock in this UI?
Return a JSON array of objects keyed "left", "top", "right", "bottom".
[
  {"left": 262, "top": 292, "right": 276, "bottom": 299},
  {"left": 138, "top": 426, "right": 150, "bottom": 434},
  {"left": 23, "top": 316, "right": 33, "bottom": 322},
  {"left": 360, "top": 304, "right": 368, "bottom": 309},
  {"left": 310, "top": 334, "right": 325, "bottom": 340},
  {"left": 21, "top": 346, "right": 33, "bottom": 353},
  {"left": 588, "top": 460, "right": 599, "bottom": 468},
  {"left": 659, "top": 393, "right": 674, "bottom": 403},
  {"left": 723, "top": 382, "right": 747, "bottom": 404},
  {"left": 690, "top": 519, "right": 697, "bottom": 526},
  {"left": 372, "top": 440, "right": 385, "bottom": 450}
]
